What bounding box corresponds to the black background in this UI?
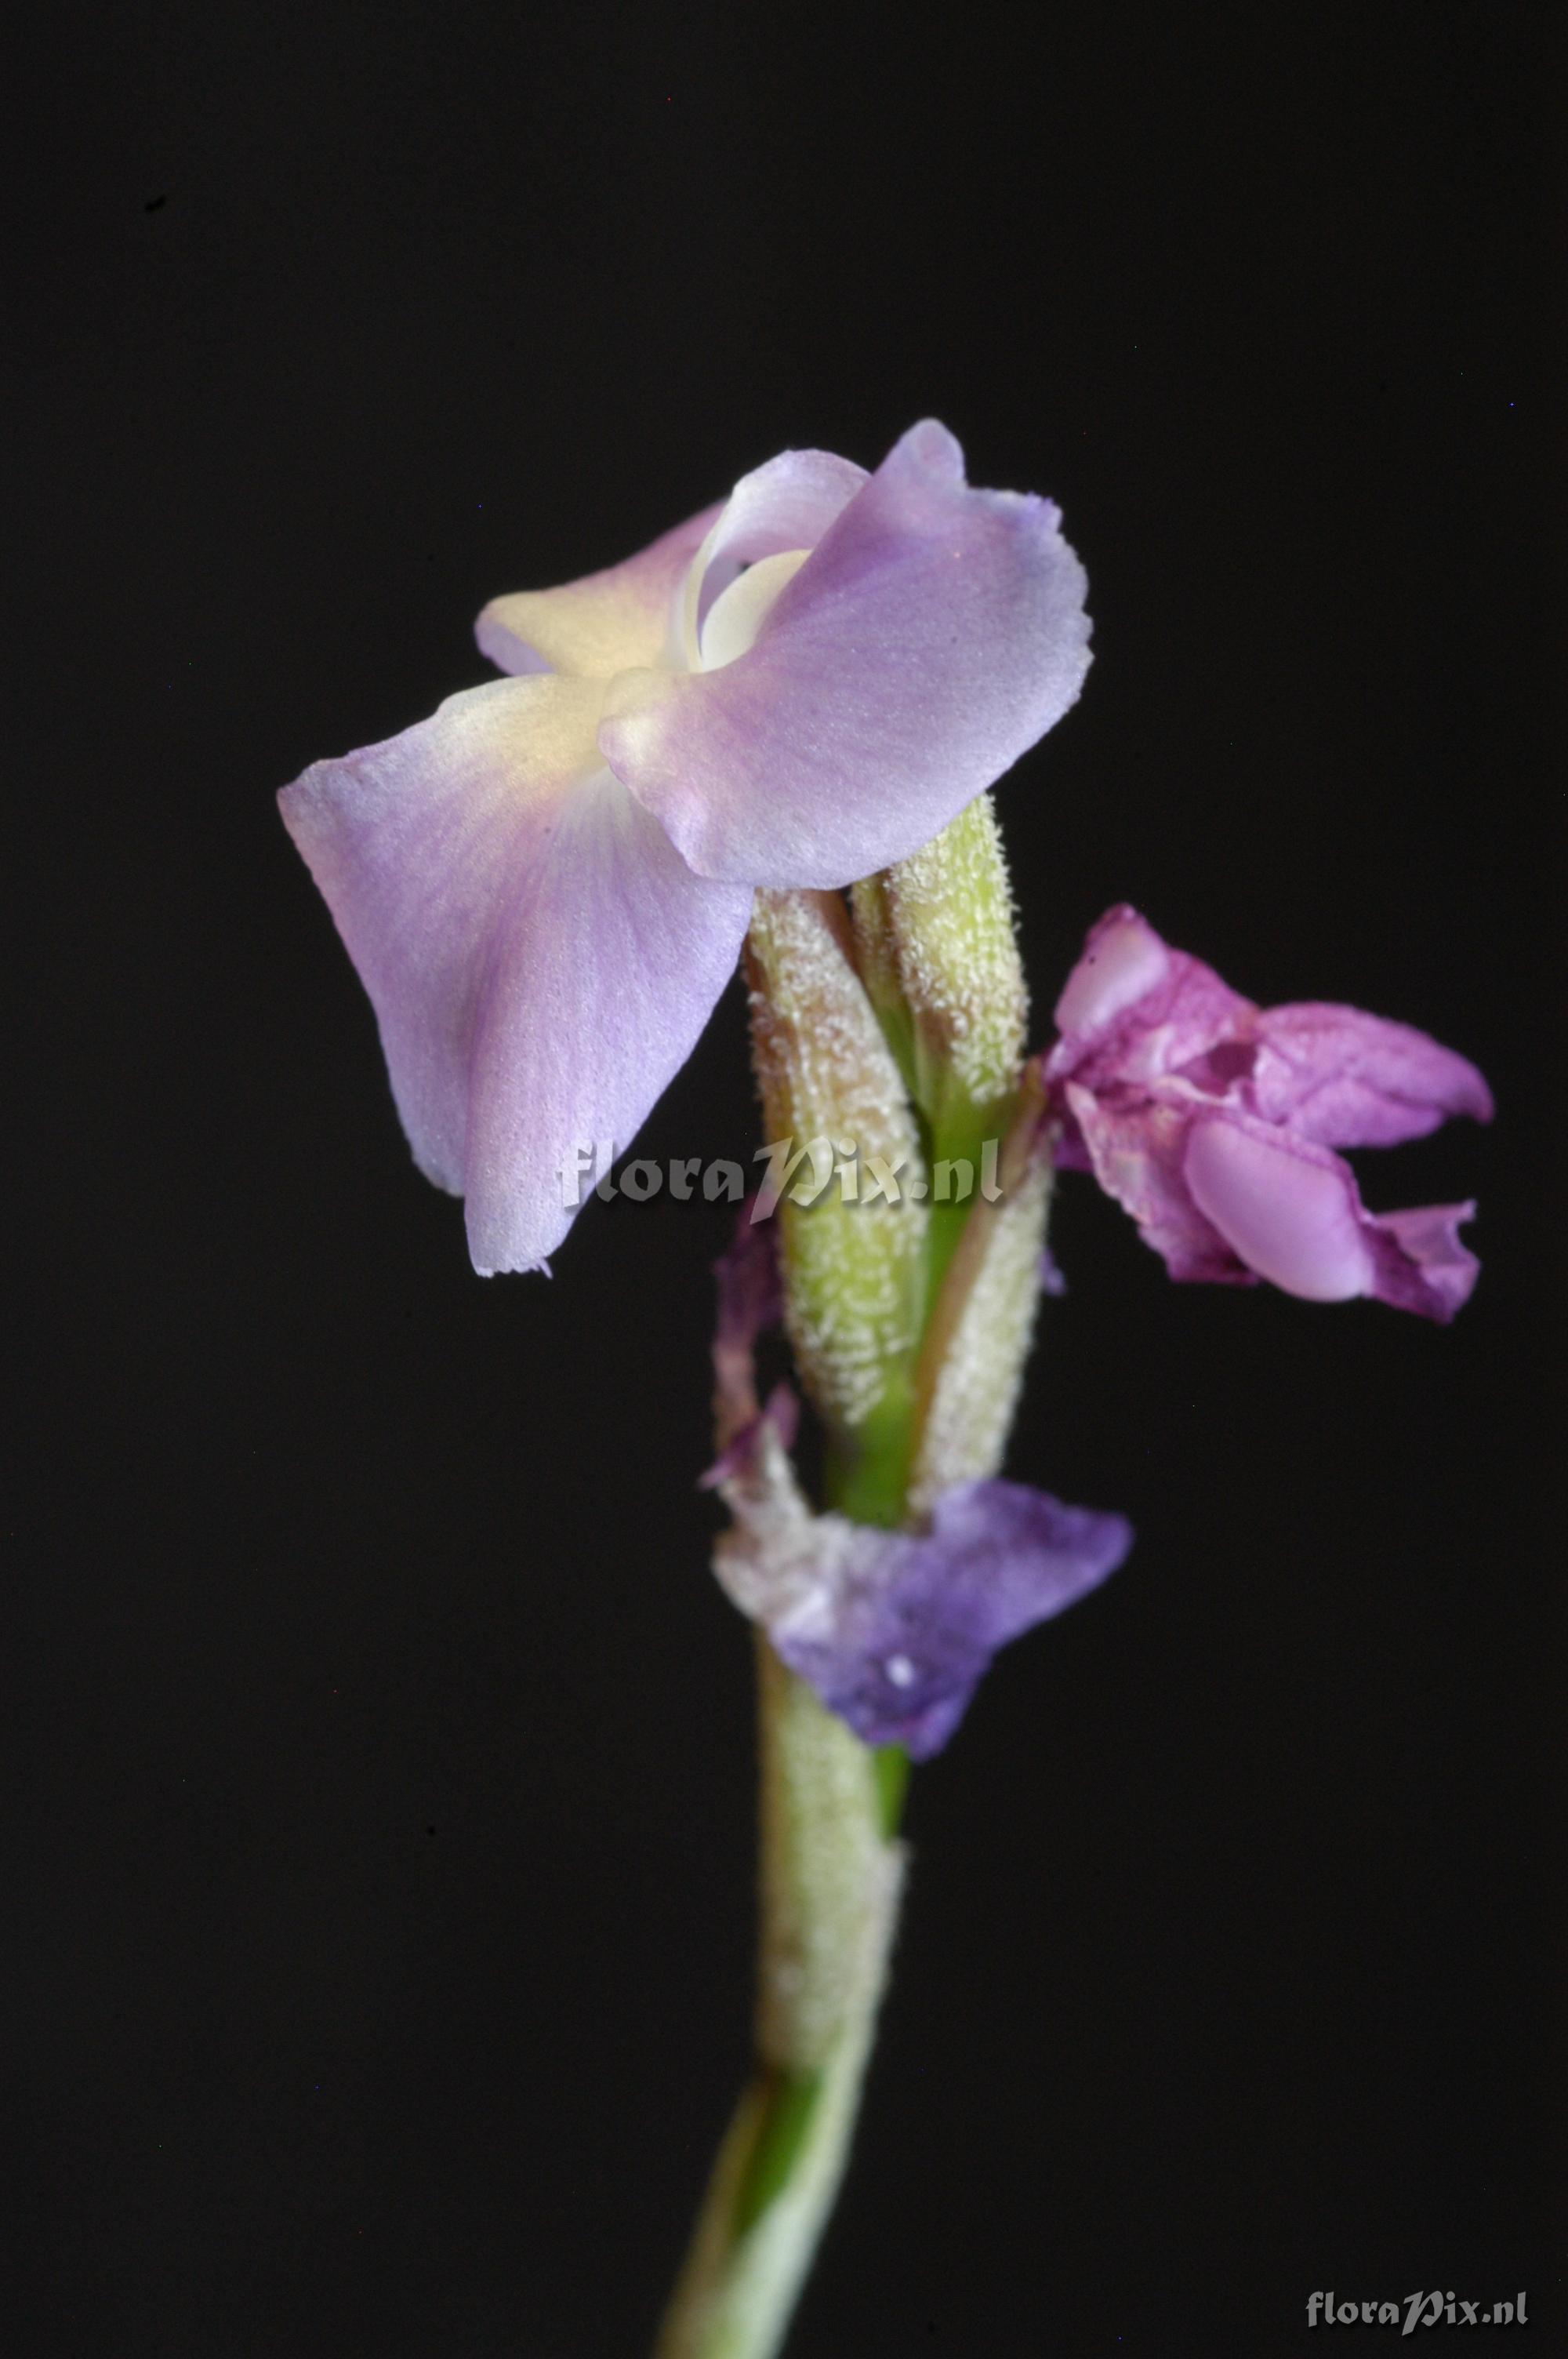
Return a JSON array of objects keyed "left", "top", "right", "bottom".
[{"left": 8, "top": 5, "right": 1561, "bottom": 2353}]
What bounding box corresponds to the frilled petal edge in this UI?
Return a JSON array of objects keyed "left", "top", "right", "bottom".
[
  {"left": 598, "top": 419, "right": 1093, "bottom": 890},
  {"left": 1249, "top": 1003, "right": 1495, "bottom": 1147},
  {"left": 279, "top": 677, "right": 753, "bottom": 1273}
]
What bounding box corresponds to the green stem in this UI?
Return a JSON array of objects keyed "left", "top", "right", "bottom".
[
  {"left": 659, "top": 877, "right": 1025, "bottom": 2354},
  {"left": 919, "top": 1084, "right": 1015, "bottom": 1314},
  {"left": 822, "top": 1376, "right": 918, "bottom": 1531},
  {"left": 652, "top": 1639, "right": 905, "bottom": 2359}
]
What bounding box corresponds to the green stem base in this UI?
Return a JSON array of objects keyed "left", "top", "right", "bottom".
[{"left": 652, "top": 1641, "right": 905, "bottom": 2359}]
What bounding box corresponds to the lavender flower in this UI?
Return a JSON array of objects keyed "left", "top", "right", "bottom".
[
  {"left": 279, "top": 423, "right": 1091, "bottom": 1274},
  {"left": 1044, "top": 907, "right": 1494, "bottom": 1319},
  {"left": 718, "top": 1443, "right": 1132, "bottom": 1758},
  {"left": 706, "top": 1219, "right": 1131, "bottom": 1758}
]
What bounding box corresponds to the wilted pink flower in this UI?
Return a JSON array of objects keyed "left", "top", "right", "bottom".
[
  {"left": 1044, "top": 907, "right": 1494, "bottom": 1321},
  {"left": 280, "top": 423, "right": 1091, "bottom": 1273}
]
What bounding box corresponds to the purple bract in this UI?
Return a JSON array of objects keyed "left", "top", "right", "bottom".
[{"left": 707, "top": 1219, "right": 1131, "bottom": 1757}]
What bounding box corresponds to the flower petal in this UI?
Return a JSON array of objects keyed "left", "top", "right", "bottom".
[
  {"left": 716, "top": 1459, "right": 1131, "bottom": 1758},
  {"left": 1064, "top": 1083, "right": 1252, "bottom": 1283},
  {"left": 699, "top": 549, "right": 812, "bottom": 671},
  {"left": 1365, "top": 1201, "right": 1482, "bottom": 1321},
  {"left": 706, "top": 1202, "right": 1132, "bottom": 1753},
  {"left": 1182, "top": 1113, "right": 1481, "bottom": 1319},
  {"left": 474, "top": 501, "right": 723, "bottom": 680},
  {"left": 599, "top": 419, "right": 1093, "bottom": 890},
  {"left": 463, "top": 776, "right": 753, "bottom": 1271},
  {"left": 1045, "top": 905, "right": 1254, "bottom": 1094},
  {"left": 1250, "top": 1002, "right": 1494, "bottom": 1147},
  {"left": 279, "top": 677, "right": 752, "bottom": 1273},
  {"left": 677, "top": 446, "right": 868, "bottom": 664},
  {"left": 1051, "top": 904, "right": 1172, "bottom": 1038},
  {"left": 1182, "top": 1116, "right": 1374, "bottom": 1301}
]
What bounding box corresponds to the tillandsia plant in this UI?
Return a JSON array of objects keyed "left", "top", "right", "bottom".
[{"left": 280, "top": 420, "right": 1492, "bottom": 2357}]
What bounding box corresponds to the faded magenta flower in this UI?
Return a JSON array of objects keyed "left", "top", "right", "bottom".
[
  {"left": 1044, "top": 907, "right": 1494, "bottom": 1320},
  {"left": 279, "top": 423, "right": 1091, "bottom": 1274}
]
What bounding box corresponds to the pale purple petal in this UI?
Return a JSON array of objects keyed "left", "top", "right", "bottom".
[
  {"left": 1250, "top": 1003, "right": 1494, "bottom": 1147},
  {"left": 766, "top": 1481, "right": 1133, "bottom": 1758},
  {"left": 1064, "top": 1083, "right": 1251, "bottom": 1284},
  {"left": 1048, "top": 904, "right": 1175, "bottom": 1044},
  {"left": 475, "top": 501, "right": 722, "bottom": 680},
  {"left": 598, "top": 419, "right": 1093, "bottom": 890},
  {"left": 1365, "top": 1201, "right": 1482, "bottom": 1321},
  {"left": 1047, "top": 916, "right": 1493, "bottom": 1161},
  {"left": 279, "top": 678, "right": 752, "bottom": 1274},
  {"left": 1182, "top": 1117, "right": 1375, "bottom": 1301},
  {"left": 1182, "top": 1113, "right": 1481, "bottom": 1320},
  {"left": 281, "top": 678, "right": 602, "bottom": 1196},
  {"left": 459, "top": 776, "right": 752, "bottom": 1272},
  {"left": 698, "top": 551, "right": 812, "bottom": 671},
  {"left": 677, "top": 447, "right": 868, "bottom": 659},
  {"left": 1045, "top": 905, "right": 1254, "bottom": 1099}
]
